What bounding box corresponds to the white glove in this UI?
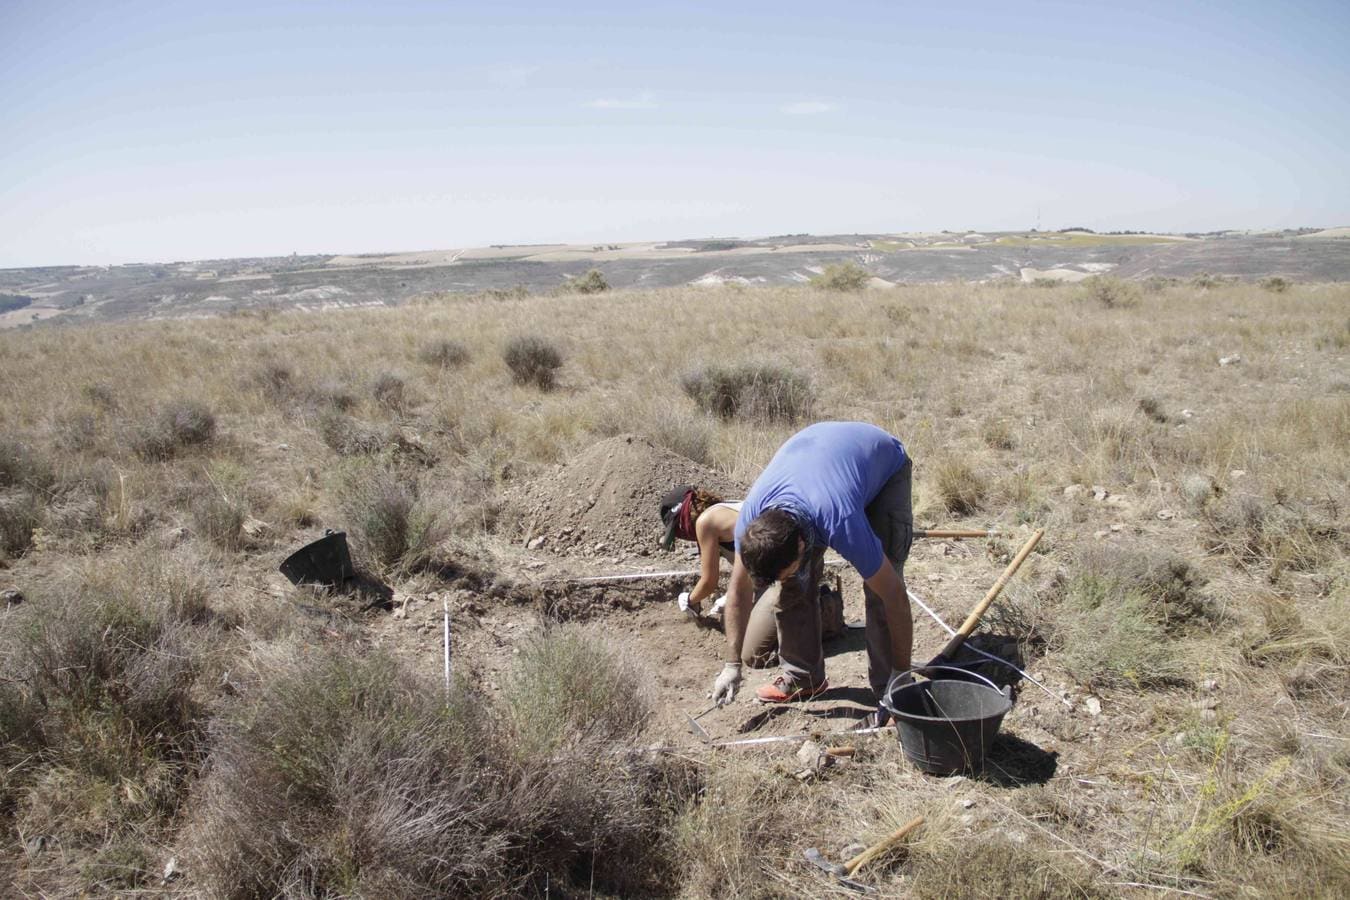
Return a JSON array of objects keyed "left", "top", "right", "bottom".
[
  {"left": 707, "top": 594, "right": 728, "bottom": 616},
  {"left": 712, "top": 662, "right": 743, "bottom": 706}
]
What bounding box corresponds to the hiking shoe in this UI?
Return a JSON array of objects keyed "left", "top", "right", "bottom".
[{"left": 755, "top": 674, "right": 829, "bottom": 703}]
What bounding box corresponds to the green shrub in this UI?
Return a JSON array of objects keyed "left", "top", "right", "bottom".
[
  {"left": 503, "top": 335, "right": 564, "bottom": 390},
  {"left": 0, "top": 549, "right": 212, "bottom": 850},
  {"left": 810, "top": 260, "right": 870, "bottom": 292},
  {"left": 564, "top": 268, "right": 610, "bottom": 294},
  {"left": 681, "top": 364, "right": 814, "bottom": 422},
  {"left": 187, "top": 640, "right": 689, "bottom": 898},
  {"left": 1259, "top": 276, "right": 1291, "bottom": 293},
  {"left": 338, "top": 466, "right": 445, "bottom": 571},
  {"left": 502, "top": 626, "right": 651, "bottom": 758},
  {"left": 1080, "top": 275, "right": 1139, "bottom": 308},
  {"left": 0, "top": 438, "right": 54, "bottom": 491}
]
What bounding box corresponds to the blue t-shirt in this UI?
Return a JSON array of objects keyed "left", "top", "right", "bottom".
[{"left": 734, "top": 422, "right": 908, "bottom": 579}]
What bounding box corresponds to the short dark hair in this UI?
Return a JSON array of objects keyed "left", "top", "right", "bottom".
[{"left": 740, "top": 508, "right": 803, "bottom": 584}]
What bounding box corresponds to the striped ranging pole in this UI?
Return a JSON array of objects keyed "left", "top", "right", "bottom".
[{"left": 443, "top": 597, "right": 451, "bottom": 701}]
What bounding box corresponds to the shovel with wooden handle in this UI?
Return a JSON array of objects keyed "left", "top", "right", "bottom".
[{"left": 925, "top": 529, "right": 1043, "bottom": 669}]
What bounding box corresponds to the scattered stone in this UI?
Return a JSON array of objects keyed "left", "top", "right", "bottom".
[
  {"left": 1092, "top": 485, "right": 1109, "bottom": 501},
  {"left": 1094, "top": 529, "right": 1110, "bottom": 539},
  {"left": 1156, "top": 509, "right": 1176, "bottom": 520},
  {"left": 162, "top": 856, "right": 179, "bottom": 885},
  {"left": 527, "top": 535, "right": 547, "bottom": 550},
  {"left": 1, "top": 588, "right": 22, "bottom": 608},
  {"left": 927, "top": 573, "right": 943, "bottom": 583},
  {"left": 1230, "top": 469, "right": 1246, "bottom": 479},
  {"left": 1218, "top": 355, "right": 1242, "bottom": 366},
  {"left": 277, "top": 443, "right": 290, "bottom": 451},
  {"left": 959, "top": 814, "right": 976, "bottom": 827},
  {"left": 1084, "top": 697, "right": 1103, "bottom": 717},
  {"left": 1200, "top": 678, "right": 1219, "bottom": 692},
  {"left": 796, "top": 739, "right": 826, "bottom": 773},
  {"left": 960, "top": 798, "right": 976, "bottom": 809},
  {"left": 1109, "top": 523, "right": 1124, "bottom": 532},
  {"left": 242, "top": 517, "right": 269, "bottom": 538},
  {"left": 593, "top": 542, "right": 607, "bottom": 553},
  {"left": 1174, "top": 732, "right": 1187, "bottom": 746},
  {"left": 1181, "top": 409, "right": 1195, "bottom": 419}
]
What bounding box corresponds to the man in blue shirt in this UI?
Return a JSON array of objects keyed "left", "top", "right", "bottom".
[{"left": 711, "top": 421, "right": 914, "bottom": 707}]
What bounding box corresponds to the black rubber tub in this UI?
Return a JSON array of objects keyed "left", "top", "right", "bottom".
[
  {"left": 279, "top": 530, "right": 354, "bottom": 587},
  {"left": 881, "top": 666, "right": 1012, "bottom": 775}
]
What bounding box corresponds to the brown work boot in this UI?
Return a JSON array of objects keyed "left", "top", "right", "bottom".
[{"left": 755, "top": 673, "right": 829, "bottom": 703}]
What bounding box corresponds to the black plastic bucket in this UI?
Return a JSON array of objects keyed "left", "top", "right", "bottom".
[
  {"left": 882, "top": 666, "right": 1012, "bottom": 775},
  {"left": 279, "top": 530, "right": 354, "bottom": 587}
]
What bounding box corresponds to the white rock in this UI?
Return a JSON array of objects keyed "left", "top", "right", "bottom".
[
  {"left": 1084, "top": 697, "right": 1102, "bottom": 716},
  {"left": 1093, "top": 485, "right": 1109, "bottom": 501},
  {"left": 1230, "top": 469, "right": 1246, "bottom": 479},
  {"left": 1109, "top": 523, "right": 1124, "bottom": 532},
  {"left": 1157, "top": 509, "right": 1176, "bottom": 520},
  {"left": 1219, "top": 355, "right": 1242, "bottom": 366},
  {"left": 1181, "top": 409, "right": 1195, "bottom": 419},
  {"left": 527, "top": 535, "right": 547, "bottom": 550},
  {"left": 960, "top": 798, "right": 976, "bottom": 809},
  {"left": 1200, "top": 678, "right": 1219, "bottom": 692}
]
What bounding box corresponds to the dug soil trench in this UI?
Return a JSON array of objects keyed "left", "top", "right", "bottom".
[{"left": 374, "top": 434, "right": 1065, "bottom": 758}]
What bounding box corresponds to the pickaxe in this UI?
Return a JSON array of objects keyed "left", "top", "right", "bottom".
[{"left": 803, "top": 815, "right": 925, "bottom": 891}]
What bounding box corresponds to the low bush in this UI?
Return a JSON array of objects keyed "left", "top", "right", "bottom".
[
  {"left": 0, "top": 438, "right": 55, "bottom": 491},
  {"left": 0, "top": 548, "right": 214, "bottom": 870},
  {"left": 338, "top": 466, "right": 445, "bottom": 571},
  {"left": 1259, "top": 275, "right": 1291, "bottom": 293},
  {"left": 502, "top": 626, "right": 651, "bottom": 758},
  {"left": 564, "top": 268, "right": 610, "bottom": 294},
  {"left": 981, "top": 418, "right": 1015, "bottom": 450},
  {"left": 129, "top": 400, "right": 216, "bottom": 461},
  {"left": 681, "top": 363, "right": 814, "bottom": 422},
  {"left": 1205, "top": 492, "right": 1336, "bottom": 576},
  {"left": 1080, "top": 275, "right": 1139, "bottom": 308},
  {"left": 418, "top": 338, "right": 470, "bottom": 368},
  {"left": 503, "top": 335, "right": 564, "bottom": 390},
  {"left": 190, "top": 490, "right": 246, "bottom": 550},
  {"left": 249, "top": 360, "right": 295, "bottom": 404},
  {"left": 318, "top": 410, "right": 386, "bottom": 456},
  {"left": 809, "top": 260, "right": 870, "bottom": 292},
  {"left": 187, "top": 635, "right": 691, "bottom": 898},
  {"left": 933, "top": 458, "right": 987, "bottom": 515},
  {"left": 0, "top": 490, "right": 44, "bottom": 560},
  {"left": 909, "top": 836, "right": 1107, "bottom": 899},
  {"left": 1044, "top": 545, "right": 1205, "bottom": 688},
  {"left": 371, "top": 370, "right": 410, "bottom": 414}
]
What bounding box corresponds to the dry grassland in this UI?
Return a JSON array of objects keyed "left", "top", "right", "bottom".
[{"left": 0, "top": 279, "right": 1347, "bottom": 897}]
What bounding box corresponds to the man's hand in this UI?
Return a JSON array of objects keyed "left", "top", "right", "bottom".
[{"left": 712, "top": 662, "right": 743, "bottom": 706}]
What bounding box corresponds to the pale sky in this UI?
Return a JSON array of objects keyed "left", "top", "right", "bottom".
[{"left": 2, "top": 0, "right": 1348, "bottom": 267}]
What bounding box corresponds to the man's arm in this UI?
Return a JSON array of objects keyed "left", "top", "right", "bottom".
[
  {"left": 723, "top": 554, "right": 755, "bottom": 662},
  {"left": 863, "top": 561, "right": 913, "bottom": 672}
]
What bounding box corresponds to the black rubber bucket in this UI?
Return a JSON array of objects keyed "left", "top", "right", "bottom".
[
  {"left": 882, "top": 666, "right": 1012, "bottom": 775},
  {"left": 279, "top": 530, "right": 354, "bottom": 587}
]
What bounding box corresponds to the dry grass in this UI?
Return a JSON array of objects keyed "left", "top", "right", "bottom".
[{"left": 0, "top": 278, "right": 1347, "bottom": 895}]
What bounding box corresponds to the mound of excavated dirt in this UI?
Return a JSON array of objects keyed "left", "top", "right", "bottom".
[{"left": 507, "top": 434, "right": 743, "bottom": 558}]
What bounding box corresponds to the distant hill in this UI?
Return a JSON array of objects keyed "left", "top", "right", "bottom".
[{"left": 2, "top": 229, "right": 1348, "bottom": 329}]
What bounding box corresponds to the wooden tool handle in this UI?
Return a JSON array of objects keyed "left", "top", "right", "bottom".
[
  {"left": 936, "top": 529, "right": 1044, "bottom": 660},
  {"left": 915, "top": 529, "right": 994, "bottom": 539},
  {"left": 845, "top": 815, "right": 925, "bottom": 875}
]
